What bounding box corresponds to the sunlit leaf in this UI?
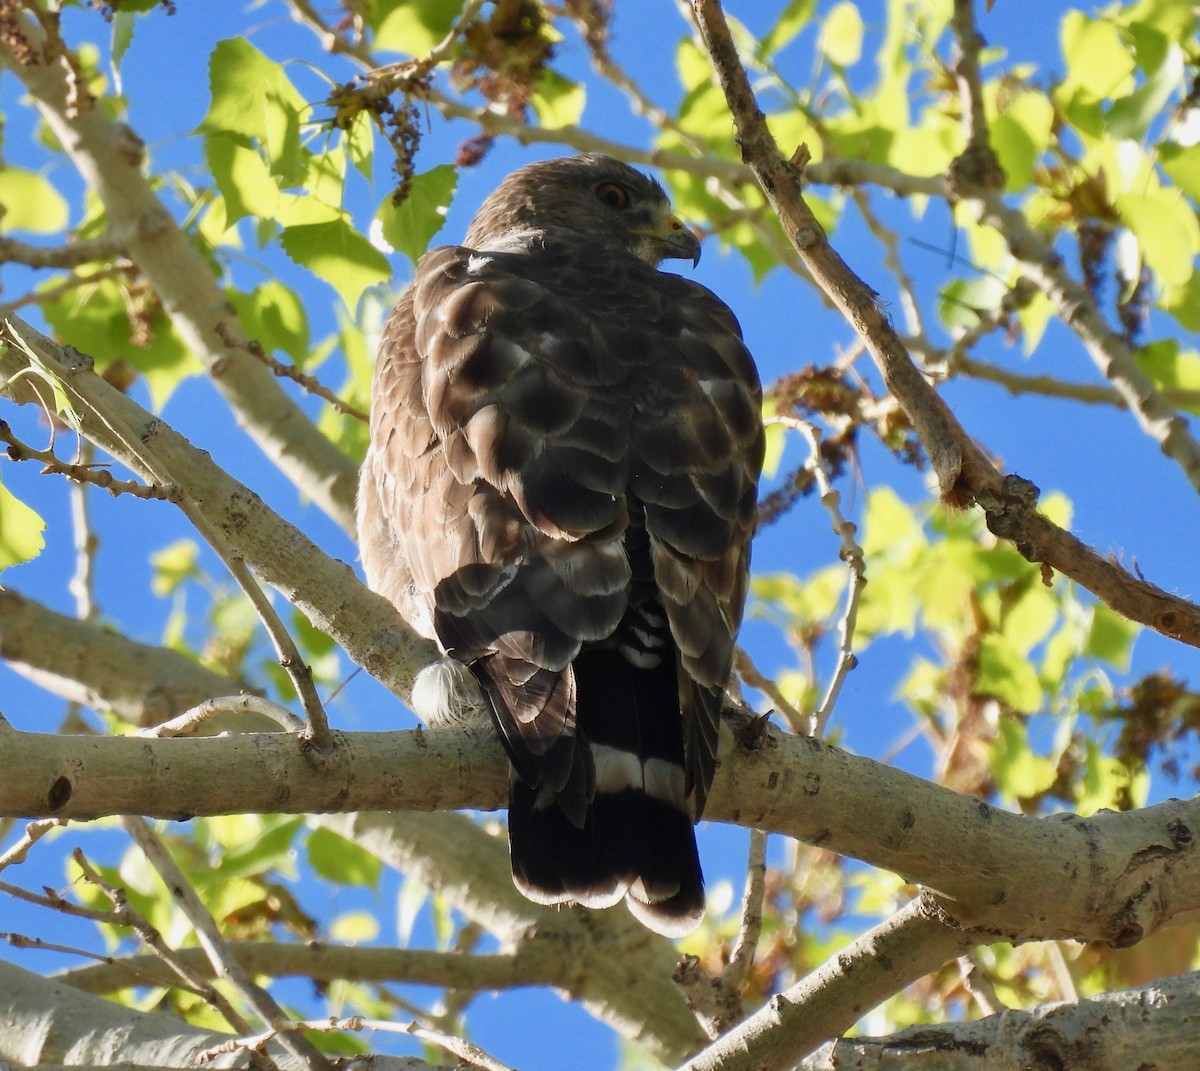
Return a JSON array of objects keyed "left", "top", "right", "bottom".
[
  {"left": 759, "top": 0, "right": 818, "bottom": 59},
  {"left": 531, "top": 69, "right": 586, "bottom": 130},
  {"left": 817, "top": 2, "right": 863, "bottom": 67},
  {"left": 376, "top": 164, "right": 458, "bottom": 265},
  {"left": 1059, "top": 13, "right": 1136, "bottom": 100},
  {"left": 204, "top": 134, "right": 279, "bottom": 225},
  {"left": 1117, "top": 187, "right": 1200, "bottom": 288},
  {"left": 0, "top": 476, "right": 45, "bottom": 571},
  {"left": 228, "top": 281, "right": 311, "bottom": 365},
  {"left": 150, "top": 539, "right": 200, "bottom": 596},
  {"left": 1085, "top": 603, "right": 1139, "bottom": 671},
  {"left": 977, "top": 634, "right": 1043, "bottom": 713},
  {"left": 0, "top": 169, "right": 69, "bottom": 234},
  {"left": 280, "top": 217, "right": 392, "bottom": 309},
  {"left": 197, "top": 37, "right": 306, "bottom": 184},
  {"left": 991, "top": 718, "right": 1057, "bottom": 799},
  {"left": 331, "top": 911, "right": 380, "bottom": 943},
  {"left": 307, "top": 827, "right": 383, "bottom": 887},
  {"left": 373, "top": 0, "right": 462, "bottom": 55}
]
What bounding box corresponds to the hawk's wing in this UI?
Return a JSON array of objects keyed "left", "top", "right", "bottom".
[{"left": 359, "top": 232, "right": 762, "bottom": 932}]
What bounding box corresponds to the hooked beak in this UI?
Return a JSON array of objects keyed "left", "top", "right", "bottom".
[{"left": 658, "top": 215, "right": 702, "bottom": 267}]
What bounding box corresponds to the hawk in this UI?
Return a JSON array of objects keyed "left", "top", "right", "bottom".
[{"left": 358, "top": 154, "right": 763, "bottom": 936}]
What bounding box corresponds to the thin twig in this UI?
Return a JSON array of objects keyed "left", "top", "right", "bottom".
[
  {"left": 69, "top": 846, "right": 258, "bottom": 1033},
  {"left": 0, "top": 232, "right": 125, "bottom": 268},
  {"left": 949, "top": 0, "right": 996, "bottom": 163},
  {"left": 407, "top": 1021, "right": 519, "bottom": 1071},
  {"left": 734, "top": 647, "right": 806, "bottom": 733},
  {"left": 137, "top": 695, "right": 305, "bottom": 738},
  {"left": 0, "top": 818, "right": 64, "bottom": 873},
  {"left": 794, "top": 420, "right": 865, "bottom": 737},
  {"left": 724, "top": 828, "right": 768, "bottom": 992},
  {"left": 242, "top": 341, "right": 368, "bottom": 423},
  {"left": 174, "top": 502, "right": 334, "bottom": 751},
  {"left": 0, "top": 419, "right": 181, "bottom": 501},
  {"left": 122, "top": 816, "right": 331, "bottom": 1071},
  {"left": 66, "top": 437, "right": 99, "bottom": 621}
]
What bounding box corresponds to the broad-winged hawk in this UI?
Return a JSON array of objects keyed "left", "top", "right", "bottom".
[{"left": 358, "top": 154, "right": 763, "bottom": 935}]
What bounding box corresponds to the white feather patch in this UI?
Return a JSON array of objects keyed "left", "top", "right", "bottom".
[
  {"left": 591, "top": 744, "right": 686, "bottom": 806},
  {"left": 410, "top": 658, "right": 490, "bottom": 729}
]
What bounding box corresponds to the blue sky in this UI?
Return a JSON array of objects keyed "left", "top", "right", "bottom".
[{"left": 2, "top": 1, "right": 1199, "bottom": 1067}]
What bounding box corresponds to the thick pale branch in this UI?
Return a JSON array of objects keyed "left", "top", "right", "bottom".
[
  {"left": 0, "top": 957, "right": 313, "bottom": 1068},
  {"left": 801, "top": 970, "right": 1200, "bottom": 1070},
  {"left": 0, "top": 18, "right": 359, "bottom": 532},
  {"left": 679, "top": 897, "right": 982, "bottom": 1071},
  {"left": 0, "top": 587, "right": 261, "bottom": 730},
  {"left": 0, "top": 315, "right": 438, "bottom": 703},
  {"left": 2, "top": 720, "right": 1198, "bottom": 953},
  {"left": 57, "top": 942, "right": 552, "bottom": 995}
]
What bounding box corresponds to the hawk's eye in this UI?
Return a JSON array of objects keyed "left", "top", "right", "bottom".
[{"left": 595, "top": 182, "right": 630, "bottom": 209}]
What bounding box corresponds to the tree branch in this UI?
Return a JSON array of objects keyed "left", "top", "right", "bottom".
[
  {"left": 2, "top": 717, "right": 1198, "bottom": 952},
  {"left": 688, "top": 0, "right": 1200, "bottom": 650},
  {"left": 0, "top": 16, "right": 359, "bottom": 533},
  {"left": 0, "top": 314, "right": 438, "bottom": 704},
  {"left": 680, "top": 896, "right": 983, "bottom": 1071},
  {"left": 800, "top": 969, "right": 1200, "bottom": 1070},
  {"left": 0, "top": 957, "right": 437, "bottom": 1070},
  {"left": 56, "top": 942, "right": 553, "bottom": 995}
]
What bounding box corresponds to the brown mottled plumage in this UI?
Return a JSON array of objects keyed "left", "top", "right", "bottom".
[{"left": 358, "top": 154, "right": 763, "bottom": 935}]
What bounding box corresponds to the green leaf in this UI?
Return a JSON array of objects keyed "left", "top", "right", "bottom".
[
  {"left": 1120, "top": 0, "right": 1197, "bottom": 43},
  {"left": 1160, "top": 142, "right": 1200, "bottom": 201},
  {"left": 208, "top": 815, "right": 304, "bottom": 880},
  {"left": 991, "top": 718, "right": 1058, "bottom": 799},
  {"left": 530, "top": 69, "right": 586, "bottom": 130},
  {"left": 373, "top": 0, "right": 462, "bottom": 55},
  {"left": 111, "top": 12, "right": 136, "bottom": 71},
  {"left": 344, "top": 109, "right": 375, "bottom": 181},
  {"left": 1105, "top": 41, "right": 1184, "bottom": 139},
  {"left": 1160, "top": 274, "right": 1200, "bottom": 334},
  {"left": 0, "top": 169, "right": 69, "bottom": 234},
  {"left": 1137, "top": 339, "right": 1200, "bottom": 408},
  {"left": 204, "top": 134, "right": 279, "bottom": 225},
  {"left": 150, "top": 539, "right": 200, "bottom": 596},
  {"left": 977, "top": 634, "right": 1043, "bottom": 713},
  {"left": 1077, "top": 739, "right": 1148, "bottom": 813},
  {"left": 40, "top": 276, "right": 202, "bottom": 408},
  {"left": 1001, "top": 585, "right": 1059, "bottom": 657},
  {"left": 818, "top": 2, "right": 863, "bottom": 67},
  {"left": 1060, "top": 13, "right": 1136, "bottom": 101},
  {"left": 0, "top": 476, "right": 45, "bottom": 571},
  {"left": 228, "top": 281, "right": 310, "bottom": 365},
  {"left": 280, "top": 218, "right": 391, "bottom": 309},
  {"left": 752, "top": 565, "right": 846, "bottom": 627},
  {"left": 307, "top": 827, "right": 382, "bottom": 887},
  {"left": 990, "top": 92, "right": 1053, "bottom": 192},
  {"left": 376, "top": 164, "right": 458, "bottom": 265},
  {"left": 1085, "top": 603, "right": 1139, "bottom": 671},
  {"left": 760, "top": 418, "right": 785, "bottom": 479},
  {"left": 759, "top": 0, "right": 818, "bottom": 59},
  {"left": 861, "top": 486, "right": 924, "bottom": 560},
  {"left": 939, "top": 276, "right": 1008, "bottom": 332},
  {"left": 331, "top": 910, "right": 380, "bottom": 943},
  {"left": 1115, "top": 186, "right": 1200, "bottom": 288},
  {"left": 197, "top": 37, "right": 306, "bottom": 184}
]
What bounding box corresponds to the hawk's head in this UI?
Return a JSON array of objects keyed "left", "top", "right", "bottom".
[{"left": 463, "top": 153, "right": 701, "bottom": 267}]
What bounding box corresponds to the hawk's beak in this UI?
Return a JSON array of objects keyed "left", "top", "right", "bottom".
[{"left": 659, "top": 216, "right": 702, "bottom": 267}]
